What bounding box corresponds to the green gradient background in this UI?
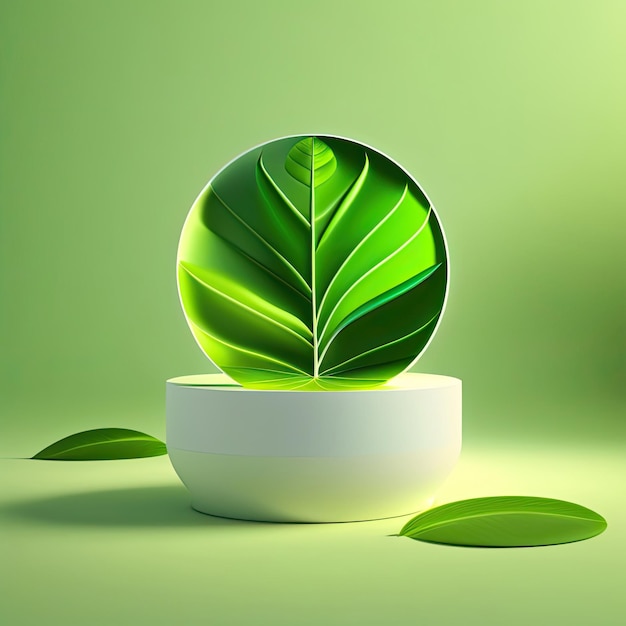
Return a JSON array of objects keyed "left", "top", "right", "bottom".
[
  {"left": 0, "top": 2, "right": 625, "bottom": 624},
  {"left": 1, "top": 0, "right": 625, "bottom": 452}
]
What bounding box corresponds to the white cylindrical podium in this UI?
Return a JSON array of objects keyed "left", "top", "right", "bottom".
[{"left": 166, "top": 373, "right": 461, "bottom": 523}]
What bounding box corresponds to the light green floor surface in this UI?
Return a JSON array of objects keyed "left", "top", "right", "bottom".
[{"left": 1, "top": 444, "right": 624, "bottom": 625}]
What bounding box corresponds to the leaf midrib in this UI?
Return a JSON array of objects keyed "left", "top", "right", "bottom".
[{"left": 311, "top": 137, "right": 320, "bottom": 377}]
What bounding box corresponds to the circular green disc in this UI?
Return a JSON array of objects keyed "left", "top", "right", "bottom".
[{"left": 177, "top": 135, "right": 448, "bottom": 390}]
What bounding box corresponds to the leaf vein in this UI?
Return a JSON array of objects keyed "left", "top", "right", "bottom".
[
  {"left": 320, "top": 312, "right": 438, "bottom": 375},
  {"left": 317, "top": 183, "right": 408, "bottom": 324},
  {"left": 318, "top": 206, "right": 433, "bottom": 351},
  {"left": 181, "top": 263, "right": 313, "bottom": 345},
  {"left": 209, "top": 185, "right": 311, "bottom": 294},
  {"left": 191, "top": 322, "right": 309, "bottom": 375},
  {"left": 258, "top": 155, "right": 311, "bottom": 228},
  {"left": 403, "top": 509, "right": 605, "bottom": 537},
  {"left": 316, "top": 154, "right": 370, "bottom": 249},
  {"left": 210, "top": 229, "right": 311, "bottom": 302}
]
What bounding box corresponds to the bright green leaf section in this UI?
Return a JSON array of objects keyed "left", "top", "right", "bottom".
[
  {"left": 320, "top": 263, "right": 442, "bottom": 357},
  {"left": 32, "top": 429, "right": 167, "bottom": 461},
  {"left": 179, "top": 261, "right": 312, "bottom": 341},
  {"left": 399, "top": 496, "right": 607, "bottom": 547},
  {"left": 285, "top": 137, "right": 337, "bottom": 187},
  {"left": 178, "top": 136, "right": 447, "bottom": 389}
]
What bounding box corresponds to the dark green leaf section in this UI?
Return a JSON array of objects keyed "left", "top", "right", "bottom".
[
  {"left": 178, "top": 136, "right": 447, "bottom": 389},
  {"left": 331, "top": 263, "right": 442, "bottom": 335},
  {"left": 399, "top": 496, "right": 607, "bottom": 547},
  {"left": 318, "top": 264, "right": 442, "bottom": 374},
  {"left": 32, "top": 429, "right": 167, "bottom": 461}
]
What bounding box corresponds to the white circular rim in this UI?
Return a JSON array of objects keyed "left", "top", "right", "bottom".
[{"left": 176, "top": 134, "right": 451, "bottom": 381}]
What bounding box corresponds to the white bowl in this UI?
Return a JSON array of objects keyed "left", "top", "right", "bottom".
[{"left": 166, "top": 373, "right": 461, "bottom": 523}]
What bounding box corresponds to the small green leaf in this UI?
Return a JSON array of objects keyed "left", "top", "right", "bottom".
[
  {"left": 285, "top": 137, "right": 337, "bottom": 187},
  {"left": 32, "top": 428, "right": 167, "bottom": 461},
  {"left": 399, "top": 496, "right": 607, "bottom": 547}
]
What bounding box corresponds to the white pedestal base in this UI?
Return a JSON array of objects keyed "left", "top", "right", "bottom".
[{"left": 166, "top": 373, "right": 461, "bottom": 523}]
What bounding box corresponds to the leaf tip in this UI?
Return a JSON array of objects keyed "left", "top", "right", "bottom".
[{"left": 285, "top": 137, "right": 337, "bottom": 187}]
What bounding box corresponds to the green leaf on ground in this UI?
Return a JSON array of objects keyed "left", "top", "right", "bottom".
[
  {"left": 399, "top": 496, "right": 607, "bottom": 547},
  {"left": 32, "top": 428, "right": 167, "bottom": 461}
]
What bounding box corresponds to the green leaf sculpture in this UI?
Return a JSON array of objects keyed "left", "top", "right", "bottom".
[
  {"left": 178, "top": 135, "right": 448, "bottom": 390},
  {"left": 32, "top": 428, "right": 167, "bottom": 461},
  {"left": 398, "top": 496, "right": 607, "bottom": 547}
]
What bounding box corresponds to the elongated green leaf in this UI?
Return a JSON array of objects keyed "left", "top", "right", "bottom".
[
  {"left": 32, "top": 428, "right": 167, "bottom": 461},
  {"left": 399, "top": 496, "right": 607, "bottom": 547},
  {"left": 178, "top": 136, "right": 447, "bottom": 389}
]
